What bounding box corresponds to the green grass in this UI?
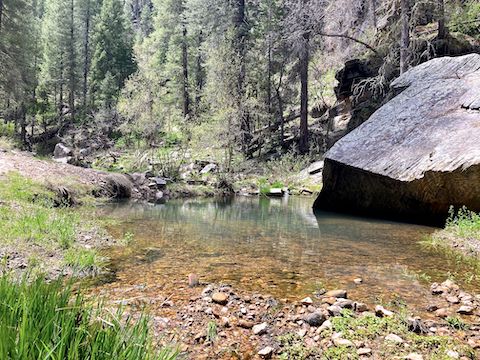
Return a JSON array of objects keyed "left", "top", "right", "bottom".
[
  {"left": 206, "top": 321, "right": 217, "bottom": 343},
  {"left": 322, "top": 310, "right": 474, "bottom": 360},
  {"left": 420, "top": 206, "right": 480, "bottom": 284},
  {"left": 0, "top": 172, "right": 108, "bottom": 273},
  {"left": 64, "top": 248, "right": 106, "bottom": 273},
  {"left": 0, "top": 173, "right": 78, "bottom": 249},
  {"left": 445, "top": 206, "right": 480, "bottom": 240},
  {"left": 0, "top": 274, "right": 179, "bottom": 360}
]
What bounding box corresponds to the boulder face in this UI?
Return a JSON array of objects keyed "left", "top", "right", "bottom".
[{"left": 314, "top": 54, "right": 480, "bottom": 224}]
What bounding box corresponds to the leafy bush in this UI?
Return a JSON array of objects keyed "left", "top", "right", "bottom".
[
  {"left": 0, "top": 275, "right": 178, "bottom": 360},
  {"left": 0, "top": 122, "right": 15, "bottom": 137}
]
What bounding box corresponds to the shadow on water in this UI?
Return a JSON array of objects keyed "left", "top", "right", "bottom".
[{"left": 94, "top": 196, "right": 479, "bottom": 311}]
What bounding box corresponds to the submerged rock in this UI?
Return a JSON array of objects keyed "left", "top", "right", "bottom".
[{"left": 314, "top": 54, "right": 480, "bottom": 224}]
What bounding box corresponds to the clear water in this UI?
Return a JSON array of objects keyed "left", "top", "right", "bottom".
[{"left": 96, "top": 196, "right": 477, "bottom": 310}]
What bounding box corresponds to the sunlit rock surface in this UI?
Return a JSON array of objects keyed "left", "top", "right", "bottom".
[{"left": 315, "top": 54, "right": 480, "bottom": 224}]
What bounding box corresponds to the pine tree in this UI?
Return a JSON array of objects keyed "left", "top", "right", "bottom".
[{"left": 90, "top": 0, "right": 136, "bottom": 108}]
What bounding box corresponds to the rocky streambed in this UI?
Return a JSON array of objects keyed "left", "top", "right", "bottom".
[{"left": 94, "top": 277, "right": 480, "bottom": 359}]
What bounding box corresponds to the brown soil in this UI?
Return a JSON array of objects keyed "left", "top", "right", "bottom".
[{"left": 0, "top": 150, "right": 108, "bottom": 187}]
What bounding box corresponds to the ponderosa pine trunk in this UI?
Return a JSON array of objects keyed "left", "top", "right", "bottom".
[
  {"left": 182, "top": 24, "right": 190, "bottom": 118},
  {"left": 195, "top": 31, "right": 204, "bottom": 110},
  {"left": 298, "top": 31, "right": 310, "bottom": 154},
  {"left": 234, "top": 0, "right": 250, "bottom": 155},
  {"left": 68, "top": 0, "right": 76, "bottom": 122},
  {"left": 83, "top": 0, "right": 91, "bottom": 108},
  {"left": 438, "top": 0, "right": 446, "bottom": 40}
]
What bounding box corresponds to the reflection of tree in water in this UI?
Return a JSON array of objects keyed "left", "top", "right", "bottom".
[{"left": 96, "top": 197, "right": 479, "bottom": 305}]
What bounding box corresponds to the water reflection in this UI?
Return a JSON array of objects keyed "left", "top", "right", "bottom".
[{"left": 97, "top": 196, "right": 476, "bottom": 310}]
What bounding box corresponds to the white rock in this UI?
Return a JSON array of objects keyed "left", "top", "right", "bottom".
[
  {"left": 385, "top": 333, "right": 404, "bottom": 344},
  {"left": 252, "top": 322, "right": 269, "bottom": 335}
]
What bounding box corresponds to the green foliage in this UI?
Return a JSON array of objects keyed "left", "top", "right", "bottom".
[
  {"left": 122, "top": 231, "right": 135, "bottom": 245},
  {"left": 0, "top": 274, "right": 179, "bottom": 360},
  {"left": 0, "top": 122, "right": 15, "bottom": 137},
  {"left": 445, "top": 316, "right": 470, "bottom": 331},
  {"left": 64, "top": 247, "right": 106, "bottom": 272},
  {"left": 91, "top": 0, "right": 136, "bottom": 107},
  {"left": 445, "top": 206, "right": 480, "bottom": 239},
  {"left": 0, "top": 173, "right": 78, "bottom": 249},
  {"left": 206, "top": 321, "right": 217, "bottom": 343},
  {"left": 449, "top": 1, "right": 480, "bottom": 38},
  {"left": 278, "top": 333, "right": 320, "bottom": 360}
]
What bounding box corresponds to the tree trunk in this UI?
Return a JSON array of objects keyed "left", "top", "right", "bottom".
[
  {"left": 400, "top": 0, "right": 410, "bottom": 75},
  {"left": 298, "top": 32, "right": 310, "bottom": 155},
  {"left": 437, "top": 0, "right": 446, "bottom": 40},
  {"left": 195, "top": 31, "right": 204, "bottom": 110},
  {"left": 68, "top": 0, "right": 76, "bottom": 122},
  {"left": 59, "top": 52, "right": 64, "bottom": 119},
  {"left": 182, "top": 24, "right": 190, "bottom": 118},
  {"left": 234, "top": 0, "right": 250, "bottom": 155},
  {"left": 20, "top": 104, "right": 27, "bottom": 146},
  {"left": 83, "top": 0, "right": 91, "bottom": 108}
]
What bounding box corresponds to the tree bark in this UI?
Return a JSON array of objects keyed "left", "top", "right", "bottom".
[
  {"left": 437, "top": 0, "right": 446, "bottom": 40},
  {"left": 371, "top": 0, "right": 377, "bottom": 29},
  {"left": 195, "top": 31, "right": 204, "bottom": 110},
  {"left": 400, "top": 0, "right": 410, "bottom": 75},
  {"left": 234, "top": 0, "right": 250, "bottom": 155},
  {"left": 83, "top": 0, "right": 91, "bottom": 108},
  {"left": 298, "top": 31, "right": 310, "bottom": 155},
  {"left": 182, "top": 24, "right": 190, "bottom": 118},
  {"left": 68, "top": 0, "right": 76, "bottom": 122}
]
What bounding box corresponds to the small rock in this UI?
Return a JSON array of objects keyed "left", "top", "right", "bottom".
[
  {"left": 446, "top": 295, "right": 460, "bottom": 304},
  {"left": 212, "top": 292, "right": 228, "bottom": 305},
  {"left": 467, "top": 338, "right": 480, "bottom": 349},
  {"left": 327, "top": 305, "right": 342, "bottom": 316},
  {"left": 434, "top": 308, "right": 449, "bottom": 318},
  {"left": 355, "top": 302, "right": 368, "bottom": 312},
  {"left": 324, "top": 289, "right": 347, "bottom": 299},
  {"left": 298, "top": 329, "right": 307, "bottom": 337},
  {"left": 357, "top": 348, "right": 372, "bottom": 355},
  {"left": 238, "top": 319, "right": 254, "bottom": 329},
  {"left": 258, "top": 346, "right": 273, "bottom": 359},
  {"left": 334, "top": 299, "right": 354, "bottom": 309},
  {"left": 333, "top": 337, "right": 354, "bottom": 347},
  {"left": 375, "top": 305, "right": 393, "bottom": 317},
  {"left": 253, "top": 322, "right": 268, "bottom": 335},
  {"left": 446, "top": 350, "right": 459, "bottom": 359},
  {"left": 354, "top": 278, "right": 363, "bottom": 284},
  {"left": 385, "top": 333, "right": 404, "bottom": 343},
  {"left": 426, "top": 304, "right": 439, "bottom": 312},
  {"left": 301, "top": 297, "right": 313, "bottom": 305},
  {"left": 318, "top": 319, "right": 332, "bottom": 333},
  {"left": 304, "top": 312, "right": 326, "bottom": 327},
  {"left": 321, "top": 297, "right": 337, "bottom": 305},
  {"left": 188, "top": 273, "right": 199, "bottom": 287},
  {"left": 457, "top": 305, "right": 473, "bottom": 315}
]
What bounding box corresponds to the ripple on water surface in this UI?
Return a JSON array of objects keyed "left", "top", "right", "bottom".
[{"left": 95, "top": 196, "right": 478, "bottom": 312}]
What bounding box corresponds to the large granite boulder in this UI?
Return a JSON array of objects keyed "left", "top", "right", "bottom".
[{"left": 314, "top": 54, "right": 480, "bottom": 224}]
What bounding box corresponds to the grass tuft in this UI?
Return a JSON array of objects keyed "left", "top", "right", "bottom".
[{"left": 0, "top": 274, "right": 179, "bottom": 360}]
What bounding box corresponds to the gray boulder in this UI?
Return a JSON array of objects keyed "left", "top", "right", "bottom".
[
  {"left": 53, "top": 143, "right": 72, "bottom": 159},
  {"left": 314, "top": 54, "right": 480, "bottom": 224}
]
